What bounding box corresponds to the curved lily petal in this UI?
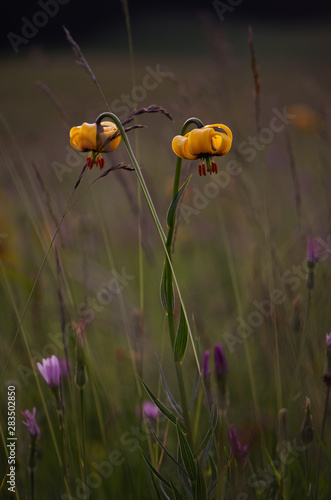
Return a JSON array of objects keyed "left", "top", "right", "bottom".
[
  {"left": 187, "top": 128, "right": 219, "bottom": 156},
  {"left": 172, "top": 135, "right": 197, "bottom": 160}
]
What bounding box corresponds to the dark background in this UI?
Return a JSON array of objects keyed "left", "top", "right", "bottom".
[{"left": 3, "top": 0, "right": 331, "bottom": 56}]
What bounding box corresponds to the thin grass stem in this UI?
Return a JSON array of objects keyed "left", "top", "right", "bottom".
[{"left": 314, "top": 385, "right": 330, "bottom": 499}]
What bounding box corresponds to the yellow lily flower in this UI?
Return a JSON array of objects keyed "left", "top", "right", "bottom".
[
  {"left": 70, "top": 121, "right": 121, "bottom": 169},
  {"left": 172, "top": 123, "right": 232, "bottom": 175}
]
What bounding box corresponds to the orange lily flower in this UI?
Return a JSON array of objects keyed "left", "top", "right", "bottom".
[
  {"left": 172, "top": 123, "right": 232, "bottom": 175},
  {"left": 70, "top": 121, "right": 121, "bottom": 169}
]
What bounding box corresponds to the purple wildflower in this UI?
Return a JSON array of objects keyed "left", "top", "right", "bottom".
[
  {"left": 214, "top": 344, "right": 228, "bottom": 379},
  {"left": 202, "top": 350, "right": 211, "bottom": 379},
  {"left": 228, "top": 425, "right": 254, "bottom": 470},
  {"left": 326, "top": 333, "right": 331, "bottom": 349},
  {"left": 37, "top": 355, "right": 61, "bottom": 389},
  {"left": 306, "top": 237, "right": 320, "bottom": 267},
  {"left": 142, "top": 400, "right": 160, "bottom": 421},
  {"left": 22, "top": 407, "right": 40, "bottom": 441}
]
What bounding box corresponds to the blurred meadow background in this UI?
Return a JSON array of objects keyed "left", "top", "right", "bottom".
[{"left": 1, "top": 1, "right": 331, "bottom": 498}]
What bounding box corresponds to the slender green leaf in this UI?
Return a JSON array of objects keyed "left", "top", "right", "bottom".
[
  {"left": 158, "top": 359, "right": 183, "bottom": 420},
  {"left": 170, "top": 479, "right": 188, "bottom": 500},
  {"left": 177, "top": 420, "right": 197, "bottom": 482},
  {"left": 146, "top": 419, "right": 186, "bottom": 472},
  {"left": 159, "top": 482, "right": 172, "bottom": 500},
  {"left": 195, "top": 459, "right": 207, "bottom": 500},
  {"left": 150, "top": 471, "right": 162, "bottom": 500},
  {"left": 207, "top": 455, "right": 218, "bottom": 496},
  {"left": 174, "top": 307, "right": 188, "bottom": 364},
  {"left": 265, "top": 447, "right": 281, "bottom": 485},
  {"left": 140, "top": 447, "right": 172, "bottom": 489},
  {"left": 177, "top": 444, "right": 193, "bottom": 498},
  {"left": 167, "top": 176, "right": 192, "bottom": 229},
  {"left": 160, "top": 263, "right": 173, "bottom": 312},
  {"left": 140, "top": 378, "right": 177, "bottom": 426},
  {"left": 189, "top": 368, "right": 201, "bottom": 410},
  {"left": 196, "top": 406, "right": 218, "bottom": 459},
  {"left": 200, "top": 436, "right": 213, "bottom": 469}
]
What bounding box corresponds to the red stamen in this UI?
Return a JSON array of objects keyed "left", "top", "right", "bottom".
[
  {"left": 198, "top": 164, "right": 202, "bottom": 176},
  {"left": 202, "top": 163, "right": 206, "bottom": 176},
  {"left": 99, "top": 157, "right": 104, "bottom": 170},
  {"left": 212, "top": 161, "right": 218, "bottom": 174}
]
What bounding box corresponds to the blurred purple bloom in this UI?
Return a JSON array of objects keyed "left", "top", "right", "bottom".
[
  {"left": 22, "top": 407, "right": 40, "bottom": 441},
  {"left": 214, "top": 344, "right": 228, "bottom": 379},
  {"left": 37, "top": 355, "right": 60, "bottom": 389},
  {"left": 142, "top": 400, "right": 160, "bottom": 421},
  {"left": 306, "top": 237, "right": 320, "bottom": 266},
  {"left": 326, "top": 333, "right": 331, "bottom": 349},
  {"left": 228, "top": 425, "right": 254, "bottom": 470},
  {"left": 202, "top": 350, "right": 211, "bottom": 379}
]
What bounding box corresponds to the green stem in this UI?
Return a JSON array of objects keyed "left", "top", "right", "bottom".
[
  {"left": 314, "top": 385, "right": 330, "bottom": 499},
  {"left": 217, "top": 411, "right": 225, "bottom": 500},
  {"left": 288, "top": 289, "right": 311, "bottom": 407},
  {"left": 305, "top": 447, "right": 310, "bottom": 497},
  {"left": 165, "top": 117, "right": 205, "bottom": 445},
  {"left": 30, "top": 469, "right": 34, "bottom": 500},
  {"left": 80, "top": 388, "right": 88, "bottom": 489},
  {"left": 57, "top": 400, "right": 70, "bottom": 486}
]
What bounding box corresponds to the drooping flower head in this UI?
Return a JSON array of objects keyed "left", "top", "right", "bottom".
[
  {"left": 70, "top": 121, "right": 121, "bottom": 169},
  {"left": 172, "top": 123, "right": 232, "bottom": 176},
  {"left": 37, "top": 355, "right": 61, "bottom": 390},
  {"left": 22, "top": 407, "right": 41, "bottom": 441},
  {"left": 228, "top": 425, "right": 254, "bottom": 470}
]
